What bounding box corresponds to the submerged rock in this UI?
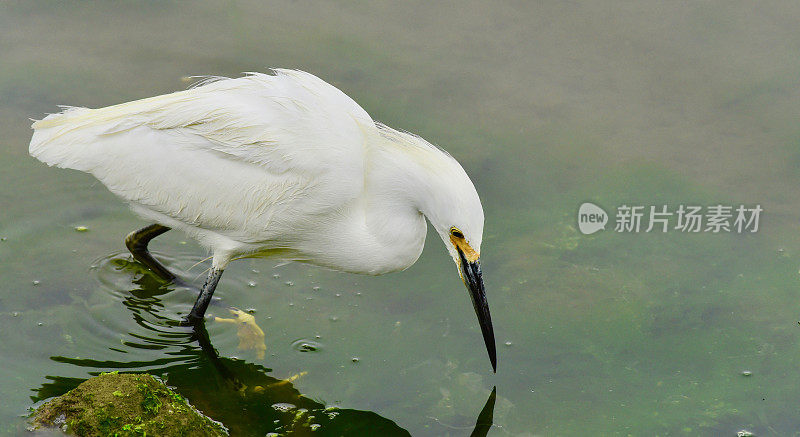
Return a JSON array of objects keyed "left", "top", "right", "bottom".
[{"left": 32, "top": 372, "right": 227, "bottom": 436}]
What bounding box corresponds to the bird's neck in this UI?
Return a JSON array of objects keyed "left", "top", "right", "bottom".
[
  {"left": 306, "top": 126, "right": 450, "bottom": 275},
  {"left": 368, "top": 127, "right": 458, "bottom": 226},
  {"left": 346, "top": 143, "right": 428, "bottom": 274},
  {"left": 356, "top": 128, "right": 457, "bottom": 272}
]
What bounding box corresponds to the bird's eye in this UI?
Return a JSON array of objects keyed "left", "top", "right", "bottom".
[{"left": 450, "top": 228, "right": 464, "bottom": 239}]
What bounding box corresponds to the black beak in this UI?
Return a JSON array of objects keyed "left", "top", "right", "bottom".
[{"left": 458, "top": 248, "right": 496, "bottom": 372}]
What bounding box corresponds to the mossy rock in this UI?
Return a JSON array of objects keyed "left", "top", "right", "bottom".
[{"left": 32, "top": 372, "right": 227, "bottom": 436}]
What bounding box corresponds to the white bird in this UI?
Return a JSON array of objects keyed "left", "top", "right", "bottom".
[{"left": 29, "top": 69, "right": 495, "bottom": 371}]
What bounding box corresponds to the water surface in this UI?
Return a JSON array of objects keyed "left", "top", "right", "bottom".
[{"left": 3, "top": 1, "right": 800, "bottom": 435}]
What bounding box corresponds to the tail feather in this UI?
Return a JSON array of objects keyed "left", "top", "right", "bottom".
[{"left": 29, "top": 107, "right": 97, "bottom": 170}]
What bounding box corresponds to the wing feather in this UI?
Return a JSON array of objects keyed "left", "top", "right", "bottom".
[
  {"left": 29, "top": 70, "right": 373, "bottom": 245},
  {"left": 31, "top": 69, "right": 373, "bottom": 171}
]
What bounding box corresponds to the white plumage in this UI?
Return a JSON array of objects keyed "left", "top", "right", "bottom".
[{"left": 30, "top": 69, "right": 495, "bottom": 371}]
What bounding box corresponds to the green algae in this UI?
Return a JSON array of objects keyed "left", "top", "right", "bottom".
[{"left": 32, "top": 372, "right": 227, "bottom": 436}]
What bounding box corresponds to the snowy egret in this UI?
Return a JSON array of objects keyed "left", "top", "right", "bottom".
[{"left": 29, "top": 69, "right": 496, "bottom": 371}]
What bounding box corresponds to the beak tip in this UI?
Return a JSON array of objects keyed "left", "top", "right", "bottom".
[{"left": 458, "top": 251, "right": 496, "bottom": 373}]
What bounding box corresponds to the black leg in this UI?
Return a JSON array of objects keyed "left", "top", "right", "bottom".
[
  {"left": 125, "top": 224, "right": 175, "bottom": 281},
  {"left": 184, "top": 267, "right": 224, "bottom": 324}
]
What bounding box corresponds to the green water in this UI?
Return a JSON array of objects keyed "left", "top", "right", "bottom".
[{"left": 3, "top": 1, "right": 800, "bottom": 435}]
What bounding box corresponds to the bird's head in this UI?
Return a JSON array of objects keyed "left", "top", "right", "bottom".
[
  {"left": 375, "top": 125, "right": 495, "bottom": 371},
  {"left": 422, "top": 155, "right": 496, "bottom": 373}
]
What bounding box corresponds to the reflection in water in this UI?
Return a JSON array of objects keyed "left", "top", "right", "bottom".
[
  {"left": 32, "top": 256, "right": 496, "bottom": 435},
  {"left": 470, "top": 387, "right": 496, "bottom": 437}
]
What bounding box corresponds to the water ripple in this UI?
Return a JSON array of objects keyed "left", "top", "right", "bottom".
[{"left": 291, "top": 338, "right": 323, "bottom": 353}]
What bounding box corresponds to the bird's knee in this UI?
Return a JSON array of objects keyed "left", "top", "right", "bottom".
[{"left": 124, "top": 230, "right": 141, "bottom": 253}]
